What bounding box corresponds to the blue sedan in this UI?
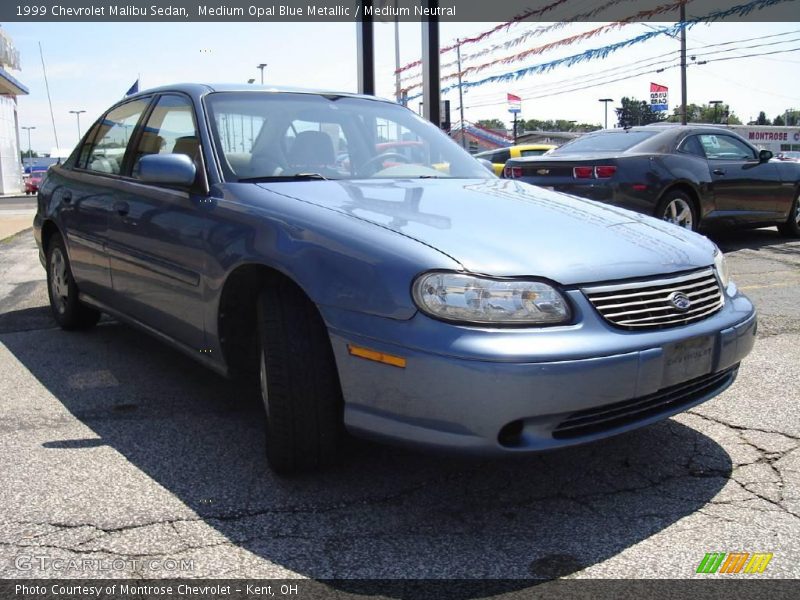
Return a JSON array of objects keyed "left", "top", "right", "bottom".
[{"left": 34, "top": 84, "right": 756, "bottom": 473}]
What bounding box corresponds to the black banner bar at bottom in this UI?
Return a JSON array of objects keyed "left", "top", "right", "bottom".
[{"left": 1, "top": 579, "right": 798, "bottom": 600}]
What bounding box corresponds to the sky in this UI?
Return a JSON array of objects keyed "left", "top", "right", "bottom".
[{"left": 3, "top": 19, "right": 800, "bottom": 155}]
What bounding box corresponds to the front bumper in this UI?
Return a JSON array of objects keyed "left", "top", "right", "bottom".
[{"left": 323, "top": 284, "right": 756, "bottom": 454}]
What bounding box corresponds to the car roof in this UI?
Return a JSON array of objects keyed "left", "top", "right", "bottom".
[{"left": 123, "top": 83, "right": 394, "bottom": 105}]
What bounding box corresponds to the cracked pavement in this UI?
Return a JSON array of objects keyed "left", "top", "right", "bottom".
[{"left": 0, "top": 226, "right": 798, "bottom": 583}]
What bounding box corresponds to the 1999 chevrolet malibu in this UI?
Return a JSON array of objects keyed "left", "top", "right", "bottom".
[{"left": 34, "top": 84, "right": 757, "bottom": 473}]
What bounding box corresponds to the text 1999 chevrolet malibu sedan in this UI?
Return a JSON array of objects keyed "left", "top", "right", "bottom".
[{"left": 34, "top": 84, "right": 757, "bottom": 473}]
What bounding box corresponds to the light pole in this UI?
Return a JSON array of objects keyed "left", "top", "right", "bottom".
[
  {"left": 598, "top": 98, "right": 613, "bottom": 129},
  {"left": 709, "top": 100, "right": 723, "bottom": 124},
  {"left": 21, "top": 126, "right": 35, "bottom": 163},
  {"left": 256, "top": 63, "right": 267, "bottom": 85},
  {"left": 69, "top": 110, "right": 86, "bottom": 140}
]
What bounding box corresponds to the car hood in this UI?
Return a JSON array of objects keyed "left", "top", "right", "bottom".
[{"left": 256, "top": 178, "right": 715, "bottom": 285}]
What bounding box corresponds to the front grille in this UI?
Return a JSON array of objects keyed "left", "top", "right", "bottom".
[
  {"left": 583, "top": 268, "right": 724, "bottom": 330},
  {"left": 553, "top": 366, "right": 737, "bottom": 439}
]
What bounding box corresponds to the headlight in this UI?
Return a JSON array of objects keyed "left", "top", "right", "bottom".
[
  {"left": 713, "top": 247, "right": 729, "bottom": 288},
  {"left": 412, "top": 272, "right": 571, "bottom": 325}
]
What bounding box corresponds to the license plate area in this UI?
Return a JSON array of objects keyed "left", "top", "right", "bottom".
[{"left": 662, "top": 335, "right": 715, "bottom": 386}]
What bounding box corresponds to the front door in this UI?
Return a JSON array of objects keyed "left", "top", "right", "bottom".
[
  {"left": 105, "top": 94, "right": 210, "bottom": 350},
  {"left": 698, "top": 133, "right": 784, "bottom": 222}
]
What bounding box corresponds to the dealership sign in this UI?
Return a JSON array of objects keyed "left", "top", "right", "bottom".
[
  {"left": 507, "top": 93, "right": 521, "bottom": 114},
  {"left": 650, "top": 82, "right": 668, "bottom": 112}
]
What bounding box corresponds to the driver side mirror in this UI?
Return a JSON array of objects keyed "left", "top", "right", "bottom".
[
  {"left": 759, "top": 149, "right": 773, "bottom": 163},
  {"left": 138, "top": 153, "right": 197, "bottom": 186}
]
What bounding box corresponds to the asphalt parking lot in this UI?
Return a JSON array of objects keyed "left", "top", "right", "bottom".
[{"left": 0, "top": 217, "right": 798, "bottom": 583}]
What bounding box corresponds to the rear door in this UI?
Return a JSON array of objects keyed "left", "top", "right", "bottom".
[
  {"left": 57, "top": 98, "right": 151, "bottom": 302},
  {"left": 698, "top": 133, "right": 784, "bottom": 220}
]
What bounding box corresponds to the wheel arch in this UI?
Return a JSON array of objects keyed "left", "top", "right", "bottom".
[
  {"left": 40, "top": 219, "right": 62, "bottom": 253},
  {"left": 216, "top": 262, "right": 323, "bottom": 380},
  {"left": 657, "top": 181, "right": 703, "bottom": 220}
]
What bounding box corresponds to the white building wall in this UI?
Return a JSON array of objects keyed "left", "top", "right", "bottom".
[{"left": 0, "top": 95, "right": 22, "bottom": 194}]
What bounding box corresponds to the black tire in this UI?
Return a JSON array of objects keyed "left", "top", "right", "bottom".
[
  {"left": 777, "top": 191, "right": 800, "bottom": 237},
  {"left": 256, "top": 278, "right": 344, "bottom": 474},
  {"left": 655, "top": 190, "right": 698, "bottom": 231},
  {"left": 45, "top": 234, "right": 101, "bottom": 330}
]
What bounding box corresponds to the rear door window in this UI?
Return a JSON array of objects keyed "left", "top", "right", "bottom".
[{"left": 82, "top": 99, "right": 150, "bottom": 175}]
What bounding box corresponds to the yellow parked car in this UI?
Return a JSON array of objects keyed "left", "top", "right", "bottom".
[{"left": 475, "top": 144, "right": 557, "bottom": 176}]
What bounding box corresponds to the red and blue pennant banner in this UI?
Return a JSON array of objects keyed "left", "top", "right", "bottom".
[
  {"left": 650, "top": 83, "right": 669, "bottom": 111},
  {"left": 404, "top": 0, "right": 792, "bottom": 102}
]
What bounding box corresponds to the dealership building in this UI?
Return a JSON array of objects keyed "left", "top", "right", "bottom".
[
  {"left": 0, "top": 28, "right": 27, "bottom": 195},
  {"left": 728, "top": 125, "right": 800, "bottom": 155}
]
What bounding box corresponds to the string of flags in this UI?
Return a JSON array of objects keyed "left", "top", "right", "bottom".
[{"left": 403, "top": 0, "right": 790, "bottom": 102}]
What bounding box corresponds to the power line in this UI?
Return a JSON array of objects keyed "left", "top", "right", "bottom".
[{"left": 460, "top": 46, "right": 800, "bottom": 109}]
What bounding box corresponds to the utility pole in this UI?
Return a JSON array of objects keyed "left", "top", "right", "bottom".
[
  {"left": 456, "top": 39, "right": 466, "bottom": 149},
  {"left": 257, "top": 63, "right": 267, "bottom": 85},
  {"left": 680, "top": 2, "right": 687, "bottom": 125},
  {"left": 21, "top": 126, "right": 35, "bottom": 162},
  {"left": 394, "top": 0, "right": 401, "bottom": 104},
  {"left": 599, "top": 98, "right": 613, "bottom": 129}
]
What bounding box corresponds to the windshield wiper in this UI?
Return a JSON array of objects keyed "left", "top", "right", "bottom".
[{"left": 239, "top": 173, "right": 335, "bottom": 182}]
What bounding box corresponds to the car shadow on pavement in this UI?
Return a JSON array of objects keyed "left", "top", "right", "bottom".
[
  {"left": 707, "top": 226, "right": 797, "bottom": 253},
  {"left": 0, "top": 319, "right": 733, "bottom": 589}
]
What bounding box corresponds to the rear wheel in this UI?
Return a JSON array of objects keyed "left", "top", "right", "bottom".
[
  {"left": 777, "top": 191, "right": 800, "bottom": 237},
  {"left": 256, "top": 278, "right": 344, "bottom": 474},
  {"left": 656, "top": 190, "right": 697, "bottom": 231},
  {"left": 46, "top": 234, "right": 101, "bottom": 330}
]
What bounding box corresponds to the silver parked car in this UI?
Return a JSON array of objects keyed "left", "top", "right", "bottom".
[{"left": 34, "top": 84, "right": 757, "bottom": 473}]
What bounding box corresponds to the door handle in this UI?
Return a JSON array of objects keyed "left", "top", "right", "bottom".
[
  {"left": 113, "top": 200, "right": 130, "bottom": 216},
  {"left": 62, "top": 192, "right": 72, "bottom": 204},
  {"left": 712, "top": 168, "right": 725, "bottom": 175}
]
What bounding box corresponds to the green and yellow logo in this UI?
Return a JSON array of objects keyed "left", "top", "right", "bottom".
[{"left": 697, "top": 552, "right": 773, "bottom": 574}]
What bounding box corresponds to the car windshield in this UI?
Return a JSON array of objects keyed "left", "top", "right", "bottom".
[
  {"left": 553, "top": 130, "right": 659, "bottom": 154},
  {"left": 204, "top": 92, "right": 490, "bottom": 181}
]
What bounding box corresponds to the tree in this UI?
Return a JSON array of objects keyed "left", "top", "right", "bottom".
[
  {"left": 475, "top": 118, "right": 507, "bottom": 131},
  {"left": 615, "top": 97, "right": 666, "bottom": 128},
  {"left": 670, "top": 103, "right": 741, "bottom": 125},
  {"left": 756, "top": 111, "right": 770, "bottom": 125},
  {"left": 773, "top": 115, "right": 785, "bottom": 126},
  {"left": 520, "top": 118, "right": 600, "bottom": 132}
]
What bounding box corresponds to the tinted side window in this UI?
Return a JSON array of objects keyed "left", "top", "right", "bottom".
[
  {"left": 132, "top": 94, "right": 199, "bottom": 177},
  {"left": 679, "top": 135, "right": 705, "bottom": 158},
  {"left": 75, "top": 121, "right": 103, "bottom": 169},
  {"left": 495, "top": 149, "right": 511, "bottom": 163},
  {"left": 84, "top": 99, "right": 149, "bottom": 175},
  {"left": 698, "top": 134, "right": 756, "bottom": 160}
]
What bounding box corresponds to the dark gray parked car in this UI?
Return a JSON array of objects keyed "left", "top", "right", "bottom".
[
  {"left": 34, "top": 85, "right": 756, "bottom": 473},
  {"left": 504, "top": 125, "right": 800, "bottom": 234}
]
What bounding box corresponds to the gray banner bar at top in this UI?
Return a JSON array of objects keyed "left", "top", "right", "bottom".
[{"left": 3, "top": 0, "right": 798, "bottom": 22}]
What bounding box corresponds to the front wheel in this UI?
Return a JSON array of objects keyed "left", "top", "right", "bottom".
[
  {"left": 656, "top": 190, "right": 698, "bottom": 231},
  {"left": 256, "top": 278, "right": 344, "bottom": 474},
  {"left": 777, "top": 191, "right": 800, "bottom": 237},
  {"left": 46, "top": 234, "right": 101, "bottom": 330}
]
